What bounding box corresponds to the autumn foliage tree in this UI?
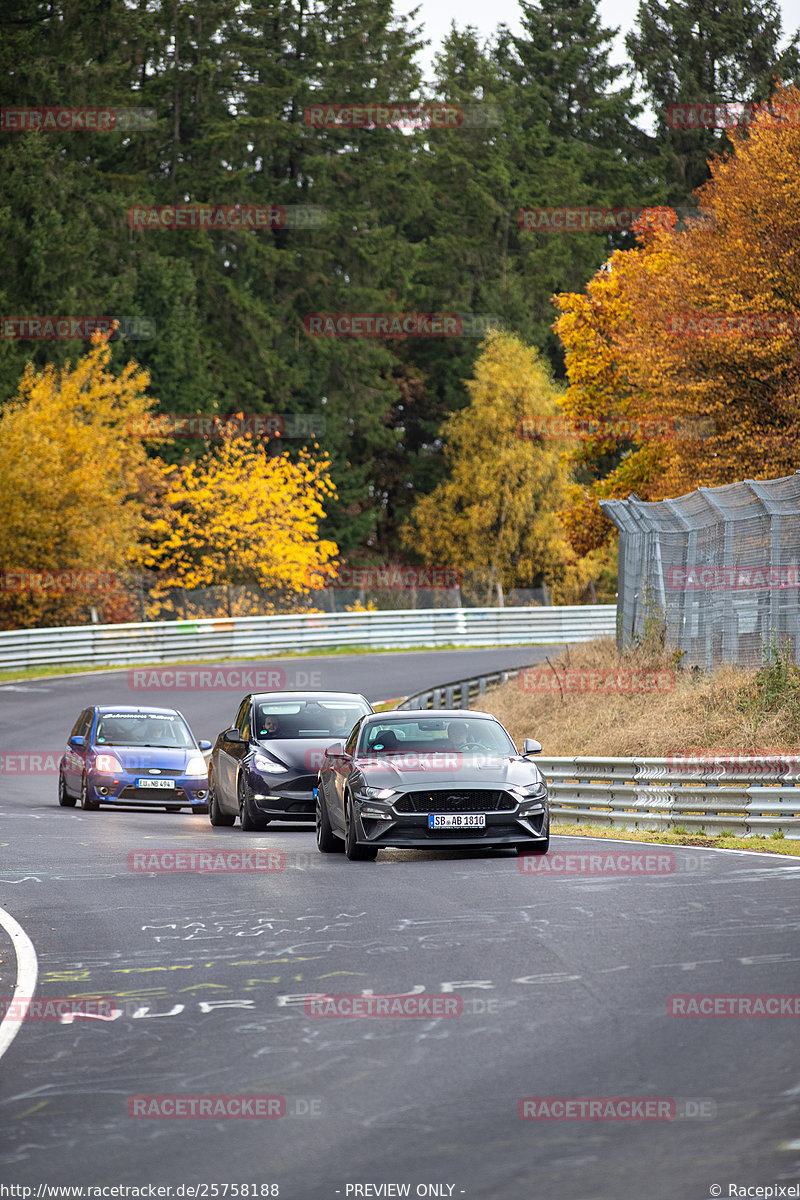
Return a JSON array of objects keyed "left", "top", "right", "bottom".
[
  {"left": 0, "top": 334, "right": 155, "bottom": 628},
  {"left": 554, "top": 83, "right": 800, "bottom": 552},
  {"left": 402, "top": 331, "right": 594, "bottom": 603},
  {"left": 138, "top": 437, "right": 339, "bottom": 617}
]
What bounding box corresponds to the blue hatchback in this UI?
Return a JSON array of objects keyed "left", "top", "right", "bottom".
[{"left": 58, "top": 706, "right": 212, "bottom": 812}]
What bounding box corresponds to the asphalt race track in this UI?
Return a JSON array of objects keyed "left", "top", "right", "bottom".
[{"left": 1, "top": 648, "right": 799, "bottom": 1200}]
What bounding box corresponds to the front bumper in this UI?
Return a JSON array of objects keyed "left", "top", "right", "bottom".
[
  {"left": 249, "top": 771, "right": 317, "bottom": 821},
  {"left": 88, "top": 773, "right": 209, "bottom": 808},
  {"left": 350, "top": 791, "right": 548, "bottom": 849}
]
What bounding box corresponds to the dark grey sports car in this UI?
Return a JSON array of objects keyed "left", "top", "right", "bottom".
[
  {"left": 208, "top": 691, "right": 373, "bottom": 829},
  {"left": 315, "top": 709, "right": 549, "bottom": 860}
]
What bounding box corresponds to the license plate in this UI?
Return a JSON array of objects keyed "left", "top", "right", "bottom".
[
  {"left": 428, "top": 813, "right": 486, "bottom": 829},
  {"left": 136, "top": 778, "right": 175, "bottom": 790}
]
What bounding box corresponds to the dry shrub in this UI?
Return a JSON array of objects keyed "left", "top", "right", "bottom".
[{"left": 479, "top": 638, "right": 800, "bottom": 757}]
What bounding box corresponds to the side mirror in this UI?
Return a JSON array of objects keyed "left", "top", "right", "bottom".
[
  {"left": 198, "top": 740, "right": 212, "bottom": 751},
  {"left": 523, "top": 738, "right": 542, "bottom": 756},
  {"left": 326, "top": 741, "right": 345, "bottom": 758},
  {"left": 223, "top": 727, "right": 243, "bottom": 743},
  {"left": 69, "top": 735, "right": 85, "bottom": 748}
]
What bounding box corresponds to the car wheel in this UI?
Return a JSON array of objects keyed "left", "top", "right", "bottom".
[
  {"left": 239, "top": 776, "right": 270, "bottom": 832},
  {"left": 80, "top": 775, "right": 99, "bottom": 811},
  {"left": 316, "top": 785, "right": 343, "bottom": 853},
  {"left": 208, "top": 769, "right": 235, "bottom": 827},
  {"left": 344, "top": 795, "right": 377, "bottom": 861},
  {"left": 58, "top": 772, "right": 76, "bottom": 808}
]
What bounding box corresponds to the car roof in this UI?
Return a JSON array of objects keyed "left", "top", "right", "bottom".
[
  {"left": 364, "top": 709, "right": 499, "bottom": 721},
  {"left": 250, "top": 691, "right": 371, "bottom": 704},
  {"left": 94, "top": 705, "right": 183, "bottom": 716}
]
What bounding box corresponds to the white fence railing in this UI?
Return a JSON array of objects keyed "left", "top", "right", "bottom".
[
  {"left": 0, "top": 606, "right": 616, "bottom": 670},
  {"left": 539, "top": 756, "right": 800, "bottom": 839}
]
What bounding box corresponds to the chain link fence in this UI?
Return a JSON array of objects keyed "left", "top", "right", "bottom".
[{"left": 600, "top": 471, "right": 800, "bottom": 669}]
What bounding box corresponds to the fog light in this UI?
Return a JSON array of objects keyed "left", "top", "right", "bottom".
[{"left": 195, "top": 791, "right": 207, "bottom": 800}]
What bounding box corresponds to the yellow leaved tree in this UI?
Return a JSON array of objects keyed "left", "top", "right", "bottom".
[
  {"left": 402, "top": 330, "right": 598, "bottom": 604},
  {"left": 0, "top": 334, "right": 155, "bottom": 628},
  {"left": 138, "top": 437, "right": 339, "bottom": 617}
]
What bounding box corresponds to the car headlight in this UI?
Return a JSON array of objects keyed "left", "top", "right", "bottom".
[
  {"left": 94, "top": 753, "right": 123, "bottom": 773},
  {"left": 509, "top": 783, "right": 548, "bottom": 801},
  {"left": 356, "top": 786, "right": 399, "bottom": 800},
  {"left": 253, "top": 752, "right": 286, "bottom": 775},
  {"left": 185, "top": 754, "right": 208, "bottom": 777}
]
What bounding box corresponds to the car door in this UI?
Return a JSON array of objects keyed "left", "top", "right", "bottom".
[
  {"left": 217, "top": 697, "right": 252, "bottom": 811},
  {"left": 64, "top": 709, "right": 92, "bottom": 795}
]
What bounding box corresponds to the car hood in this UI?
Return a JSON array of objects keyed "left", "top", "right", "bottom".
[
  {"left": 351, "top": 753, "right": 545, "bottom": 789},
  {"left": 95, "top": 745, "right": 197, "bottom": 773}
]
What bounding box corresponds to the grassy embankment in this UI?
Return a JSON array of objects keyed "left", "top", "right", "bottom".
[{"left": 475, "top": 636, "right": 800, "bottom": 857}]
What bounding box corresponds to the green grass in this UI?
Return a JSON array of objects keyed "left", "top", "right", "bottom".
[{"left": 552, "top": 821, "right": 800, "bottom": 855}]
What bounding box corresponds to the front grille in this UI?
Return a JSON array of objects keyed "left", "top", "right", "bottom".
[
  {"left": 123, "top": 768, "right": 184, "bottom": 777},
  {"left": 273, "top": 775, "right": 317, "bottom": 799},
  {"left": 118, "top": 785, "right": 188, "bottom": 801},
  {"left": 397, "top": 790, "right": 515, "bottom": 813},
  {"left": 383, "top": 824, "right": 523, "bottom": 844}
]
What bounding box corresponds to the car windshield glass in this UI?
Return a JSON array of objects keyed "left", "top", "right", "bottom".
[
  {"left": 255, "top": 701, "right": 369, "bottom": 741},
  {"left": 359, "top": 717, "right": 514, "bottom": 755},
  {"left": 94, "top": 713, "right": 195, "bottom": 749}
]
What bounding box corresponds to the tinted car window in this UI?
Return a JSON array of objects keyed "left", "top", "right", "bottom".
[
  {"left": 78, "top": 710, "right": 94, "bottom": 740},
  {"left": 238, "top": 702, "right": 251, "bottom": 741},
  {"left": 255, "top": 701, "right": 370, "bottom": 741},
  {"left": 70, "top": 710, "right": 88, "bottom": 738},
  {"left": 345, "top": 719, "right": 361, "bottom": 756},
  {"left": 94, "top": 712, "right": 195, "bottom": 748}
]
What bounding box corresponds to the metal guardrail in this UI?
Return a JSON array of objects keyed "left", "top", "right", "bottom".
[
  {"left": 538, "top": 756, "right": 800, "bottom": 839},
  {"left": 0, "top": 606, "right": 616, "bottom": 670},
  {"left": 400, "top": 664, "right": 536, "bottom": 709}
]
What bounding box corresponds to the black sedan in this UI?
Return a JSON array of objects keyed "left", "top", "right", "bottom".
[
  {"left": 208, "top": 691, "right": 373, "bottom": 830},
  {"left": 316, "top": 709, "right": 549, "bottom": 860}
]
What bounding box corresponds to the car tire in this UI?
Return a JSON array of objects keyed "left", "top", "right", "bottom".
[
  {"left": 316, "top": 785, "right": 343, "bottom": 853},
  {"left": 208, "top": 769, "right": 235, "bottom": 827},
  {"left": 344, "top": 795, "right": 377, "bottom": 861},
  {"left": 80, "top": 775, "right": 99, "bottom": 811},
  {"left": 239, "top": 776, "right": 270, "bottom": 832},
  {"left": 58, "top": 772, "right": 76, "bottom": 808}
]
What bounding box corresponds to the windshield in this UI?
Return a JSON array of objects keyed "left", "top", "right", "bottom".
[
  {"left": 94, "top": 713, "right": 195, "bottom": 749},
  {"left": 358, "top": 716, "right": 515, "bottom": 756},
  {"left": 255, "top": 700, "right": 370, "bottom": 741}
]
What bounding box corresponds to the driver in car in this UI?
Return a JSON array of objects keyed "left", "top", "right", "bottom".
[
  {"left": 260, "top": 715, "right": 281, "bottom": 737},
  {"left": 448, "top": 720, "right": 472, "bottom": 750}
]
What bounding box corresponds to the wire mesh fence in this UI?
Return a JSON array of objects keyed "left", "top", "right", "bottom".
[{"left": 600, "top": 471, "right": 800, "bottom": 669}]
